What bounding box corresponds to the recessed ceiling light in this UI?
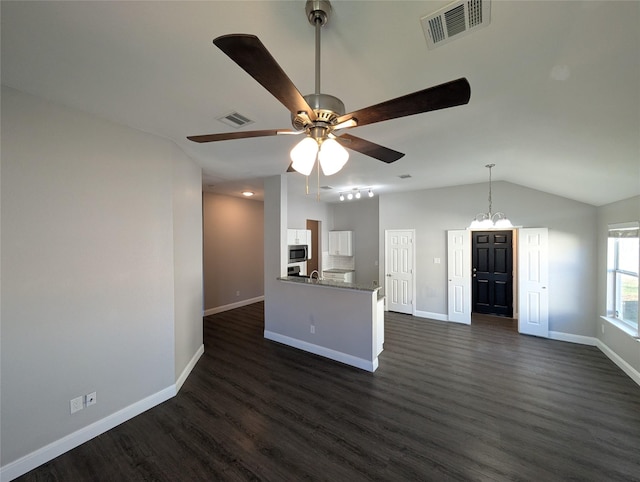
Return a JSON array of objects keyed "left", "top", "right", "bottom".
[
  {"left": 398, "top": 174, "right": 412, "bottom": 179},
  {"left": 242, "top": 191, "right": 254, "bottom": 197}
]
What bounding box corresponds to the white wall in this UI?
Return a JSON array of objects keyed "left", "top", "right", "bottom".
[
  {"left": 378, "top": 181, "right": 597, "bottom": 336},
  {"left": 0, "top": 87, "right": 203, "bottom": 475},
  {"left": 596, "top": 196, "right": 640, "bottom": 374}
]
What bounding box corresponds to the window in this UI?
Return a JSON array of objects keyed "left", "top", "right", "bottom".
[{"left": 607, "top": 222, "right": 639, "bottom": 330}]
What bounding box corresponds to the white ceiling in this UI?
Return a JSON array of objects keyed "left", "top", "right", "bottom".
[{"left": 2, "top": 1, "right": 638, "bottom": 205}]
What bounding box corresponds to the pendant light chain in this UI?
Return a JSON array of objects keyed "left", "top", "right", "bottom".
[{"left": 487, "top": 163, "right": 494, "bottom": 217}]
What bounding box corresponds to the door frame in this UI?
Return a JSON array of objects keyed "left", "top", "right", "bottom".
[
  {"left": 447, "top": 227, "right": 549, "bottom": 337},
  {"left": 384, "top": 229, "right": 416, "bottom": 315},
  {"left": 471, "top": 230, "right": 514, "bottom": 318}
]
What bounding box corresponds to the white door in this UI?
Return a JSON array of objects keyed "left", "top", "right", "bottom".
[
  {"left": 447, "top": 230, "right": 471, "bottom": 324},
  {"left": 385, "top": 230, "right": 414, "bottom": 314},
  {"left": 518, "top": 228, "right": 549, "bottom": 337}
]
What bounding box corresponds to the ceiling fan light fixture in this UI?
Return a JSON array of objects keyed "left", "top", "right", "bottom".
[
  {"left": 318, "top": 138, "right": 348, "bottom": 175},
  {"left": 290, "top": 136, "right": 319, "bottom": 176},
  {"left": 368, "top": 189, "right": 374, "bottom": 198},
  {"left": 339, "top": 193, "right": 345, "bottom": 201}
]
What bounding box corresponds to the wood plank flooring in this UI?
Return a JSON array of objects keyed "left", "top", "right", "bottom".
[{"left": 16, "top": 302, "right": 640, "bottom": 481}]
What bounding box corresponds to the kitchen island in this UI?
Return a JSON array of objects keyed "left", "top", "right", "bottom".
[{"left": 266, "top": 276, "right": 384, "bottom": 372}]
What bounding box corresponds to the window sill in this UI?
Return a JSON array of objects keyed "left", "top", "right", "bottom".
[{"left": 601, "top": 316, "right": 639, "bottom": 339}]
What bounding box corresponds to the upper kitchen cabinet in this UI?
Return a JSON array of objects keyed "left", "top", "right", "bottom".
[
  {"left": 287, "top": 229, "right": 312, "bottom": 259},
  {"left": 329, "top": 230, "right": 353, "bottom": 256}
]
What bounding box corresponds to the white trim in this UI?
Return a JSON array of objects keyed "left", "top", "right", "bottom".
[
  {"left": 414, "top": 310, "right": 448, "bottom": 322},
  {"left": 548, "top": 331, "right": 597, "bottom": 346},
  {"left": 264, "top": 330, "right": 378, "bottom": 372},
  {"left": 597, "top": 339, "right": 640, "bottom": 387},
  {"left": 548, "top": 331, "right": 640, "bottom": 388},
  {"left": 203, "top": 296, "right": 264, "bottom": 316},
  {"left": 175, "top": 344, "right": 204, "bottom": 393},
  {"left": 1, "top": 342, "right": 205, "bottom": 482},
  {"left": 1, "top": 387, "right": 176, "bottom": 482},
  {"left": 600, "top": 315, "right": 639, "bottom": 339}
]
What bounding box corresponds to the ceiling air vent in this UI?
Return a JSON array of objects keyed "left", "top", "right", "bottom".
[
  {"left": 217, "top": 111, "right": 254, "bottom": 129},
  {"left": 421, "top": 0, "right": 491, "bottom": 50}
]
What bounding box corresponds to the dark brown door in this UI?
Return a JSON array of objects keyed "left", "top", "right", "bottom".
[
  {"left": 472, "top": 230, "right": 513, "bottom": 317},
  {"left": 306, "top": 219, "right": 319, "bottom": 274}
]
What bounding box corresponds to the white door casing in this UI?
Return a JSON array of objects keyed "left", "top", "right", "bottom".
[
  {"left": 385, "top": 230, "right": 414, "bottom": 314},
  {"left": 447, "top": 230, "right": 471, "bottom": 324},
  {"left": 518, "top": 228, "right": 549, "bottom": 337}
]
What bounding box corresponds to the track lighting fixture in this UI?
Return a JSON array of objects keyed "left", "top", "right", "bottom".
[{"left": 338, "top": 188, "right": 374, "bottom": 201}]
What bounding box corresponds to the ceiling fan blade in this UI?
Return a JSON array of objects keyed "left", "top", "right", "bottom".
[
  {"left": 335, "top": 78, "right": 471, "bottom": 128},
  {"left": 337, "top": 133, "right": 405, "bottom": 164},
  {"left": 214, "top": 34, "right": 316, "bottom": 121},
  {"left": 187, "top": 129, "right": 296, "bottom": 143},
  {"left": 286, "top": 162, "right": 296, "bottom": 173}
]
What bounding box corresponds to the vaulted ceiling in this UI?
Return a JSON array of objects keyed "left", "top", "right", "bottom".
[{"left": 2, "top": 1, "right": 638, "bottom": 205}]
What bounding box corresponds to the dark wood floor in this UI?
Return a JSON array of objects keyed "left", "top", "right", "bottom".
[{"left": 17, "top": 302, "right": 640, "bottom": 481}]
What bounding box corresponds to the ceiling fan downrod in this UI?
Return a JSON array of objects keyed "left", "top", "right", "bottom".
[
  {"left": 305, "top": 0, "right": 330, "bottom": 95},
  {"left": 297, "top": 0, "right": 346, "bottom": 142}
]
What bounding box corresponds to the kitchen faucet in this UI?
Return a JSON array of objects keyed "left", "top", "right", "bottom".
[{"left": 310, "top": 270, "right": 321, "bottom": 280}]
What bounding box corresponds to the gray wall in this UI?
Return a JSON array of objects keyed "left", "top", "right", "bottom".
[
  {"left": 288, "top": 190, "right": 332, "bottom": 258},
  {"left": 172, "top": 150, "right": 204, "bottom": 380},
  {"left": 202, "top": 192, "right": 264, "bottom": 311},
  {"left": 377, "top": 181, "right": 598, "bottom": 336},
  {"left": 596, "top": 196, "right": 640, "bottom": 373},
  {"left": 1, "top": 87, "right": 203, "bottom": 468},
  {"left": 331, "top": 197, "right": 380, "bottom": 285}
]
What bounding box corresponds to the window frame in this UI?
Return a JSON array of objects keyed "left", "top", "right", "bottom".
[{"left": 606, "top": 222, "right": 639, "bottom": 334}]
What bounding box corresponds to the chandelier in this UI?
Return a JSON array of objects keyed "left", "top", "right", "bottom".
[{"left": 469, "top": 164, "right": 513, "bottom": 229}]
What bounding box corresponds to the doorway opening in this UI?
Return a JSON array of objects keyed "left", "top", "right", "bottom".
[{"left": 471, "top": 230, "right": 515, "bottom": 321}]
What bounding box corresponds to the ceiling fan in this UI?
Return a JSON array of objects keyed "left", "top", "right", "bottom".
[{"left": 188, "top": 0, "right": 471, "bottom": 176}]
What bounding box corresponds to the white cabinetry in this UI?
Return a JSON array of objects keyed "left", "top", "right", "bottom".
[
  {"left": 287, "top": 229, "right": 312, "bottom": 259},
  {"left": 322, "top": 271, "right": 355, "bottom": 283},
  {"left": 328, "top": 230, "right": 353, "bottom": 256}
]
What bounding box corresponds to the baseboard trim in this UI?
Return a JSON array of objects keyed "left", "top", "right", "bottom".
[
  {"left": 203, "top": 296, "right": 264, "bottom": 316},
  {"left": 414, "top": 310, "right": 448, "bottom": 322},
  {"left": 596, "top": 339, "right": 640, "bottom": 387},
  {"left": 549, "top": 331, "right": 597, "bottom": 346},
  {"left": 548, "top": 332, "right": 640, "bottom": 388},
  {"left": 1, "top": 386, "right": 175, "bottom": 482},
  {"left": 264, "top": 330, "right": 377, "bottom": 372},
  {"left": 2, "top": 342, "right": 205, "bottom": 482},
  {"left": 176, "top": 344, "right": 204, "bottom": 393}
]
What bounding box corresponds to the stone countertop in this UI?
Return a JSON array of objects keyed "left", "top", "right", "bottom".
[
  {"left": 322, "top": 268, "right": 355, "bottom": 274},
  {"left": 278, "top": 276, "right": 380, "bottom": 293}
]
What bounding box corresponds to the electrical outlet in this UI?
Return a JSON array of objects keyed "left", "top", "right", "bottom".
[
  {"left": 310, "top": 324, "right": 315, "bottom": 334},
  {"left": 601, "top": 324, "right": 605, "bottom": 334},
  {"left": 85, "top": 391, "right": 97, "bottom": 407},
  {"left": 236, "top": 290, "right": 240, "bottom": 297},
  {"left": 70, "top": 396, "right": 83, "bottom": 414}
]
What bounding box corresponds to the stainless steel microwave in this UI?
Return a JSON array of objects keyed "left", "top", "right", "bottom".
[{"left": 288, "top": 244, "right": 308, "bottom": 264}]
